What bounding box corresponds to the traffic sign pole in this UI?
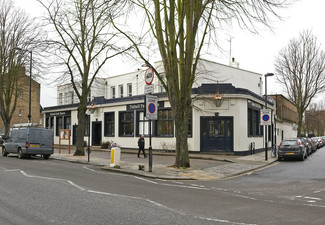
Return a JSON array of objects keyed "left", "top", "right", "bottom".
[
  {"left": 144, "top": 67, "right": 156, "bottom": 172},
  {"left": 149, "top": 119, "right": 152, "bottom": 172}
]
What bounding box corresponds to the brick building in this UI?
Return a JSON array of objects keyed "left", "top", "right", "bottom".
[
  {"left": 269, "top": 94, "right": 298, "bottom": 144},
  {"left": 0, "top": 74, "right": 40, "bottom": 134}
]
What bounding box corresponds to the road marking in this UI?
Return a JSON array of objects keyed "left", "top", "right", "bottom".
[
  {"left": 133, "top": 176, "right": 158, "bottom": 184},
  {"left": 194, "top": 216, "right": 257, "bottom": 225},
  {"left": 314, "top": 189, "right": 325, "bottom": 193},
  {"left": 4, "top": 169, "right": 87, "bottom": 191},
  {"left": 296, "top": 196, "right": 322, "bottom": 201},
  {"left": 190, "top": 184, "right": 205, "bottom": 188}
]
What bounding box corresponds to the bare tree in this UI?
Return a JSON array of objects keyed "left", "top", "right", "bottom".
[
  {"left": 0, "top": 0, "right": 43, "bottom": 137},
  {"left": 305, "top": 102, "right": 325, "bottom": 136},
  {"left": 275, "top": 30, "right": 325, "bottom": 137},
  {"left": 114, "top": 0, "right": 287, "bottom": 167},
  {"left": 39, "top": 0, "right": 130, "bottom": 156}
]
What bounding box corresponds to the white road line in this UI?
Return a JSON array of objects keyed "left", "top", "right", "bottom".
[
  {"left": 314, "top": 189, "right": 325, "bottom": 193},
  {"left": 195, "top": 216, "right": 257, "bottom": 225},
  {"left": 296, "top": 196, "right": 322, "bottom": 201},
  {"left": 132, "top": 176, "right": 158, "bottom": 184},
  {"left": 190, "top": 184, "right": 206, "bottom": 188},
  {"left": 4, "top": 169, "right": 87, "bottom": 191}
]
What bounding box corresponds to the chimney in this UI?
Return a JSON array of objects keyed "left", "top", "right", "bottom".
[{"left": 230, "top": 57, "right": 239, "bottom": 68}]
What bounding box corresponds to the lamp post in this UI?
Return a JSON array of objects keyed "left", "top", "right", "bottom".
[
  {"left": 86, "top": 109, "right": 91, "bottom": 162},
  {"left": 14, "top": 47, "right": 32, "bottom": 123},
  {"left": 264, "top": 73, "right": 274, "bottom": 161}
]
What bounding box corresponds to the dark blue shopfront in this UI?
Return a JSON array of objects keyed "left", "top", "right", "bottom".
[{"left": 200, "top": 116, "right": 234, "bottom": 152}]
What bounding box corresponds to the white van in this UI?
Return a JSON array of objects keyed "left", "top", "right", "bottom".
[{"left": 2, "top": 127, "right": 54, "bottom": 159}]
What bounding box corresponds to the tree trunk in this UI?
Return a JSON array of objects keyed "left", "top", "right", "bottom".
[
  {"left": 297, "top": 108, "right": 304, "bottom": 137},
  {"left": 74, "top": 104, "right": 87, "bottom": 156},
  {"left": 174, "top": 113, "right": 190, "bottom": 167},
  {"left": 171, "top": 97, "right": 191, "bottom": 168},
  {"left": 4, "top": 119, "right": 11, "bottom": 138}
]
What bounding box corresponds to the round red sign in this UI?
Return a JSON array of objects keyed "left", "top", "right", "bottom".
[{"left": 145, "top": 68, "right": 154, "bottom": 85}]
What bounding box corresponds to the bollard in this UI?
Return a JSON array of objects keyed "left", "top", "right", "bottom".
[{"left": 110, "top": 147, "right": 121, "bottom": 168}]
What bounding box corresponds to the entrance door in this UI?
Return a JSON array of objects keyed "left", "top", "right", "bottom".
[
  {"left": 92, "top": 121, "right": 102, "bottom": 146},
  {"left": 200, "top": 116, "right": 233, "bottom": 152}
]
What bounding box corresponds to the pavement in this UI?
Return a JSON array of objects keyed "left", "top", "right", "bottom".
[{"left": 52, "top": 146, "right": 278, "bottom": 180}]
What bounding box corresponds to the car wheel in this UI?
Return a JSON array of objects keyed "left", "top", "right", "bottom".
[
  {"left": 300, "top": 153, "right": 305, "bottom": 161},
  {"left": 17, "top": 148, "right": 24, "bottom": 159},
  {"left": 278, "top": 156, "right": 282, "bottom": 161},
  {"left": 43, "top": 154, "right": 50, "bottom": 160},
  {"left": 2, "top": 147, "right": 8, "bottom": 157}
]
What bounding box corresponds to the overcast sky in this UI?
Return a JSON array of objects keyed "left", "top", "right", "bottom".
[{"left": 14, "top": 0, "right": 325, "bottom": 107}]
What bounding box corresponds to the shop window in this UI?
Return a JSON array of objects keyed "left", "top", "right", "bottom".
[
  {"left": 104, "top": 112, "right": 115, "bottom": 136},
  {"left": 136, "top": 111, "right": 151, "bottom": 136},
  {"left": 46, "top": 117, "right": 54, "bottom": 129},
  {"left": 156, "top": 109, "right": 174, "bottom": 137},
  {"left": 188, "top": 112, "right": 192, "bottom": 137},
  {"left": 56, "top": 117, "right": 63, "bottom": 136},
  {"left": 248, "top": 107, "right": 262, "bottom": 136},
  {"left": 119, "top": 111, "right": 134, "bottom": 136},
  {"left": 64, "top": 116, "right": 71, "bottom": 130},
  {"left": 85, "top": 115, "right": 90, "bottom": 136}
]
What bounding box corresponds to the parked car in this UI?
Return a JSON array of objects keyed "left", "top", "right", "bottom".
[
  {"left": 312, "top": 137, "right": 321, "bottom": 149},
  {"left": 0, "top": 134, "right": 4, "bottom": 146},
  {"left": 2, "top": 127, "right": 54, "bottom": 159},
  {"left": 299, "top": 137, "right": 310, "bottom": 156},
  {"left": 278, "top": 138, "right": 307, "bottom": 161},
  {"left": 306, "top": 137, "right": 317, "bottom": 153}
]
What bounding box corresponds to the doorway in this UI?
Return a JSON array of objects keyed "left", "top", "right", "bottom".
[
  {"left": 200, "top": 116, "right": 233, "bottom": 152},
  {"left": 92, "top": 121, "right": 102, "bottom": 146}
]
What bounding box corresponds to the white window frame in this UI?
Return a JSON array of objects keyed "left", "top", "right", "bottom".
[{"left": 127, "top": 83, "right": 132, "bottom": 96}]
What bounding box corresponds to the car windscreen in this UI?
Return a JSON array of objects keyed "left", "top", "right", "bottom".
[{"left": 282, "top": 140, "right": 297, "bottom": 146}]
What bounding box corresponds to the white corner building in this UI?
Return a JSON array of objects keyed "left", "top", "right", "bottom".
[{"left": 42, "top": 59, "right": 297, "bottom": 155}]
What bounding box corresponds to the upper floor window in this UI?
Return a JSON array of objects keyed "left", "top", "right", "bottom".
[
  {"left": 64, "top": 92, "right": 69, "bottom": 104},
  {"left": 111, "top": 86, "right": 115, "bottom": 99},
  {"left": 119, "top": 85, "right": 123, "bottom": 98},
  {"left": 58, "top": 93, "right": 63, "bottom": 105},
  {"left": 19, "top": 92, "right": 23, "bottom": 99},
  {"left": 70, "top": 91, "right": 74, "bottom": 104},
  {"left": 159, "top": 75, "right": 166, "bottom": 93},
  {"left": 87, "top": 91, "right": 91, "bottom": 102},
  {"left": 127, "top": 83, "right": 132, "bottom": 96}
]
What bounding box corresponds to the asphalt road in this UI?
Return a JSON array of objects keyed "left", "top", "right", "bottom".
[{"left": 1, "top": 147, "right": 324, "bottom": 225}]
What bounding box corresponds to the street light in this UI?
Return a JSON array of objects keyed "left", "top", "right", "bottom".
[
  {"left": 264, "top": 73, "right": 274, "bottom": 161},
  {"left": 14, "top": 47, "right": 32, "bottom": 123}
]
